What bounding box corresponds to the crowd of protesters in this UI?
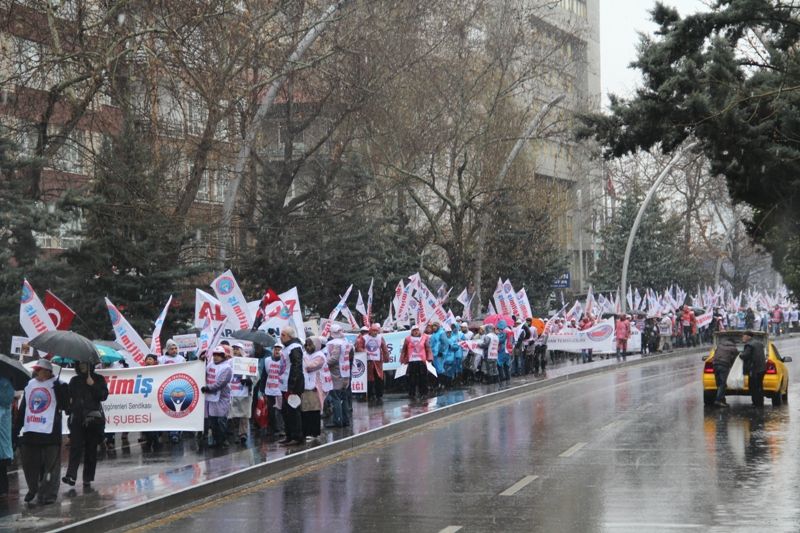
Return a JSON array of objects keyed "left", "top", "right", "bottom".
[{"left": 4, "top": 299, "right": 799, "bottom": 506}]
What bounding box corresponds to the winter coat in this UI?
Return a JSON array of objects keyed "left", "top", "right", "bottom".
[
  {"left": 740, "top": 339, "right": 766, "bottom": 375},
  {"left": 205, "top": 361, "right": 232, "bottom": 418},
  {"left": 284, "top": 339, "right": 305, "bottom": 395},
  {"left": 68, "top": 371, "right": 109, "bottom": 429},
  {"left": 400, "top": 334, "right": 432, "bottom": 364},
  {"left": 615, "top": 319, "right": 630, "bottom": 340},
  {"left": 713, "top": 339, "right": 739, "bottom": 369}
]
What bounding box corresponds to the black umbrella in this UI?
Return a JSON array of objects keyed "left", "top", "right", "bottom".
[
  {"left": 0, "top": 354, "right": 32, "bottom": 390},
  {"left": 29, "top": 331, "right": 100, "bottom": 364},
  {"left": 230, "top": 329, "right": 276, "bottom": 348}
]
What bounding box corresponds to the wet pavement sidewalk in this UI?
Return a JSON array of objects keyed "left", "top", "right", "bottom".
[{"left": 0, "top": 349, "right": 697, "bottom": 531}]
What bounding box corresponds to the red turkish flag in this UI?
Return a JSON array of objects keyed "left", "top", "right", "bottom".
[
  {"left": 252, "top": 288, "right": 283, "bottom": 330},
  {"left": 44, "top": 290, "right": 76, "bottom": 331}
]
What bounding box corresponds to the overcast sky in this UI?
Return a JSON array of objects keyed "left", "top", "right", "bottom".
[{"left": 600, "top": 0, "right": 708, "bottom": 106}]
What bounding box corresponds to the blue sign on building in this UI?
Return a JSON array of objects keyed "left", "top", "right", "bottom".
[{"left": 551, "top": 272, "right": 571, "bottom": 289}]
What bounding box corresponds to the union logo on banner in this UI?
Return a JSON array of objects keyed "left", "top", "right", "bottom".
[
  {"left": 351, "top": 358, "right": 366, "bottom": 379},
  {"left": 20, "top": 283, "right": 34, "bottom": 304},
  {"left": 158, "top": 373, "right": 200, "bottom": 419},
  {"left": 108, "top": 305, "right": 122, "bottom": 326},
  {"left": 215, "top": 276, "right": 235, "bottom": 296},
  {"left": 588, "top": 324, "right": 614, "bottom": 341}
]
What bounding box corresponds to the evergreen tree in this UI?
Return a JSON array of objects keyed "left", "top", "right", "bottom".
[
  {"left": 240, "top": 158, "right": 419, "bottom": 318},
  {"left": 591, "top": 193, "right": 705, "bottom": 292},
  {"left": 581, "top": 0, "right": 800, "bottom": 296},
  {"left": 61, "top": 123, "right": 203, "bottom": 339},
  {"left": 0, "top": 130, "right": 69, "bottom": 351}
]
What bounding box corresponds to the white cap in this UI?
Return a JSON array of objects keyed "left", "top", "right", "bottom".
[
  {"left": 461, "top": 322, "right": 469, "bottom": 328},
  {"left": 231, "top": 342, "right": 245, "bottom": 350},
  {"left": 331, "top": 324, "right": 343, "bottom": 334}
]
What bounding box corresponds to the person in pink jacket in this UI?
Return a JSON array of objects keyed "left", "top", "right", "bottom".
[{"left": 615, "top": 315, "right": 631, "bottom": 362}]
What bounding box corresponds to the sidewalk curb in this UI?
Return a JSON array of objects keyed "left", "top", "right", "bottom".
[{"left": 53, "top": 344, "right": 720, "bottom": 532}]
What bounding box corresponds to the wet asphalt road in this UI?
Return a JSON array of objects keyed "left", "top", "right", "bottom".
[{"left": 136, "top": 335, "right": 800, "bottom": 533}]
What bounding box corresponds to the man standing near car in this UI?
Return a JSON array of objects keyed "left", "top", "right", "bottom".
[
  {"left": 713, "top": 337, "right": 739, "bottom": 407},
  {"left": 740, "top": 332, "right": 766, "bottom": 407}
]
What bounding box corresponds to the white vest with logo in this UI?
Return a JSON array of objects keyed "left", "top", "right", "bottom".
[
  {"left": 407, "top": 336, "right": 427, "bottom": 362},
  {"left": 264, "top": 357, "right": 286, "bottom": 397},
  {"left": 23, "top": 377, "right": 58, "bottom": 435},
  {"left": 486, "top": 334, "right": 499, "bottom": 360},
  {"left": 365, "top": 335, "right": 383, "bottom": 361},
  {"left": 327, "top": 338, "right": 351, "bottom": 378}
]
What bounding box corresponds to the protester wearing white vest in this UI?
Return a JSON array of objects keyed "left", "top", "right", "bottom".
[
  {"left": 14, "top": 359, "right": 69, "bottom": 505},
  {"left": 324, "top": 325, "right": 352, "bottom": 428},
  {"left": 261, "top": 342, "right": 287, "bottom": 438},
  {"left": 400, "top": 324, "right": 433, "bottom": 399},
  {"left": 200, "top": 347, "right": 232, "bottom": 448},
  {"left": 228, "top": 343, "right": 255, "bottom": 446},
  {"left": 278, "top": 327, "right": 305, "bottom": 446},
  {"left": 301, "top": 336, "right": 332, "bottom": 440}
]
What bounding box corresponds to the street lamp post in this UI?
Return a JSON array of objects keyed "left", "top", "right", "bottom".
[{"left": 620, "top": 141, "right": 698, "bottom": 314}]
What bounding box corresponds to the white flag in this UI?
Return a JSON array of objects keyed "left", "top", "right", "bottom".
[
  {"left": 321, "top": 285, "right": 353, "bottom": 337},
  {"left": 150, "top": 295, "right": 173, "bottom": 355},
  {"left": 19, "top": 279, "right": 56, "bottom": 339},
  {"left": 366, "top": 278, "right": 374, "bottom": 326},
  {"left": 211, "top": 270, "right": 253, "bottom": 330},
  {"left": 356, "top": 290, "right": 367, "bottom": 317},
  {"left": 105, "top": 297, "right": 149, "bottom": 366},
  {"left": 503, "top": 279, "right": 520, "bottom": 318}
]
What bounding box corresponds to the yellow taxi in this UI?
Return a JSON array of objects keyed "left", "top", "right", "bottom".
[{"left": 702, "top": 331, "right": 792, "bottom": 406}]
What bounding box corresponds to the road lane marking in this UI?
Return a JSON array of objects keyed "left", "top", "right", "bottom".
[
  {"left": 603, "top": 523, "right": 704, "bottom": 529},
  {"left": 499, "top": 475, "right": 539, "bottom": 496},
  {"left": 601, "top": 420, "right": 623, "bottom": 431},
  {"left": 559, "top": 442, "right": 587, "bottom": 457},
  {"left": 438, "top": 526, "right": 463, "bottom": 533},
  {"left": 636, "top": 402, "right": 653, "bottom": 411}
]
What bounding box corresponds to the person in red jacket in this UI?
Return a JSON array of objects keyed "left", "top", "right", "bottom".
[
  {"left": 400, "top": 324, "right": 433, "bottom": 399},
  {"left": 615, "top": 315, "right": 631, "bottom": 362},
  {"left": 579, "top": 314, "right": 595, "bottom": 363},
  {"left": 356, "top": 323, "right": 390, "bottom": 403}
]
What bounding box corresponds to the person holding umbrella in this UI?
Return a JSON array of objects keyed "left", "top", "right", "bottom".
[
  {"left": 14, "top": 359, "right": 69, "bottom": 504},
  {"left": 0, "top": 354, "right": 29, "bottom": 496},
  {"left": 63, "top": 361, "right": 108, "bottom": 488}
]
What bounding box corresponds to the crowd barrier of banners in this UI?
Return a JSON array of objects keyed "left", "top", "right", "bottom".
[
  {"left": 544, "top": 319, "right": 642, "bottom": 354},
  {"left": 24, "top": 361, "right": 207, "bottom": 434}
]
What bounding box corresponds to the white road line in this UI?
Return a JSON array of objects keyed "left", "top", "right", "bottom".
[
  {"left": 636, "top": 402, "right": 653, "bottom": 411},
  {"left": 499, "top": 475, "right": 539, "bottom": 496},
  {"left": 438, "top": 526, "right": 463, "bottom": 533},
  {"left": 603, "top": 523, "right": 704, "bottom": 529},
  {"left": 559, "top": 442, "right": 587, "bottom": 457},
  {"left": 601, "top": 420, "right": 623, "bottom": 431}
]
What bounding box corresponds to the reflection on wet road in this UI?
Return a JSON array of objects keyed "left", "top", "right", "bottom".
[{"left": 142, "top": 336, "right": 800, "bottom": 533}]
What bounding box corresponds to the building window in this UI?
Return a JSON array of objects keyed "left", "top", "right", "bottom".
[{"left": 560, "top": 0, "right": 587, "bottom": 18}]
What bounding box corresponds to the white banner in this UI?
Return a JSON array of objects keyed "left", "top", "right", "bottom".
[
  {"left": 696, "top": 311, "right": 713, "bottom": 329},
  {"left": 211, "top": 270, "right": 253, "bottom": 331},
  {"left": 232, "top": 356, "right": 259, "bottom": 377},
  {"left": 545, "top": 319, "right": 616, "bottom": 353},
  {"left": 351, "top": 351, "right": 368, "bottom": 394},
  {"left": 11, "top": 336, "right": 30, "bottom": 360},
  {"left": 105, "top": 297, "right": 149, "bottom": 367},
  {"left": 195, "top": 289, "right": 227, "bottom": 329},
  {"left": 19, "top": 279, "right": 56, "bottom": 339},
  {"left": 26, "top": 361, "right": 206, "bottom": 433},
  {"left": 173, "top": 334, "right": 198, "bottom": 359},
  {"left": 255, "top": 287, "right": 305, "bottom": 341}
]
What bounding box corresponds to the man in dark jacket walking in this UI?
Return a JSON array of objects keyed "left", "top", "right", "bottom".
[
  {"left": 278, "top": 327, "right": 305, "bottom": 446},
  {"left": 14, "top": 359, "right": 69, "bottom": 504},
  {"left": 713, "top": 337, "right": 739, "bottom": 407},
  {"left": 740, "top": 332, "right": 766, "bottom": 407}
]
